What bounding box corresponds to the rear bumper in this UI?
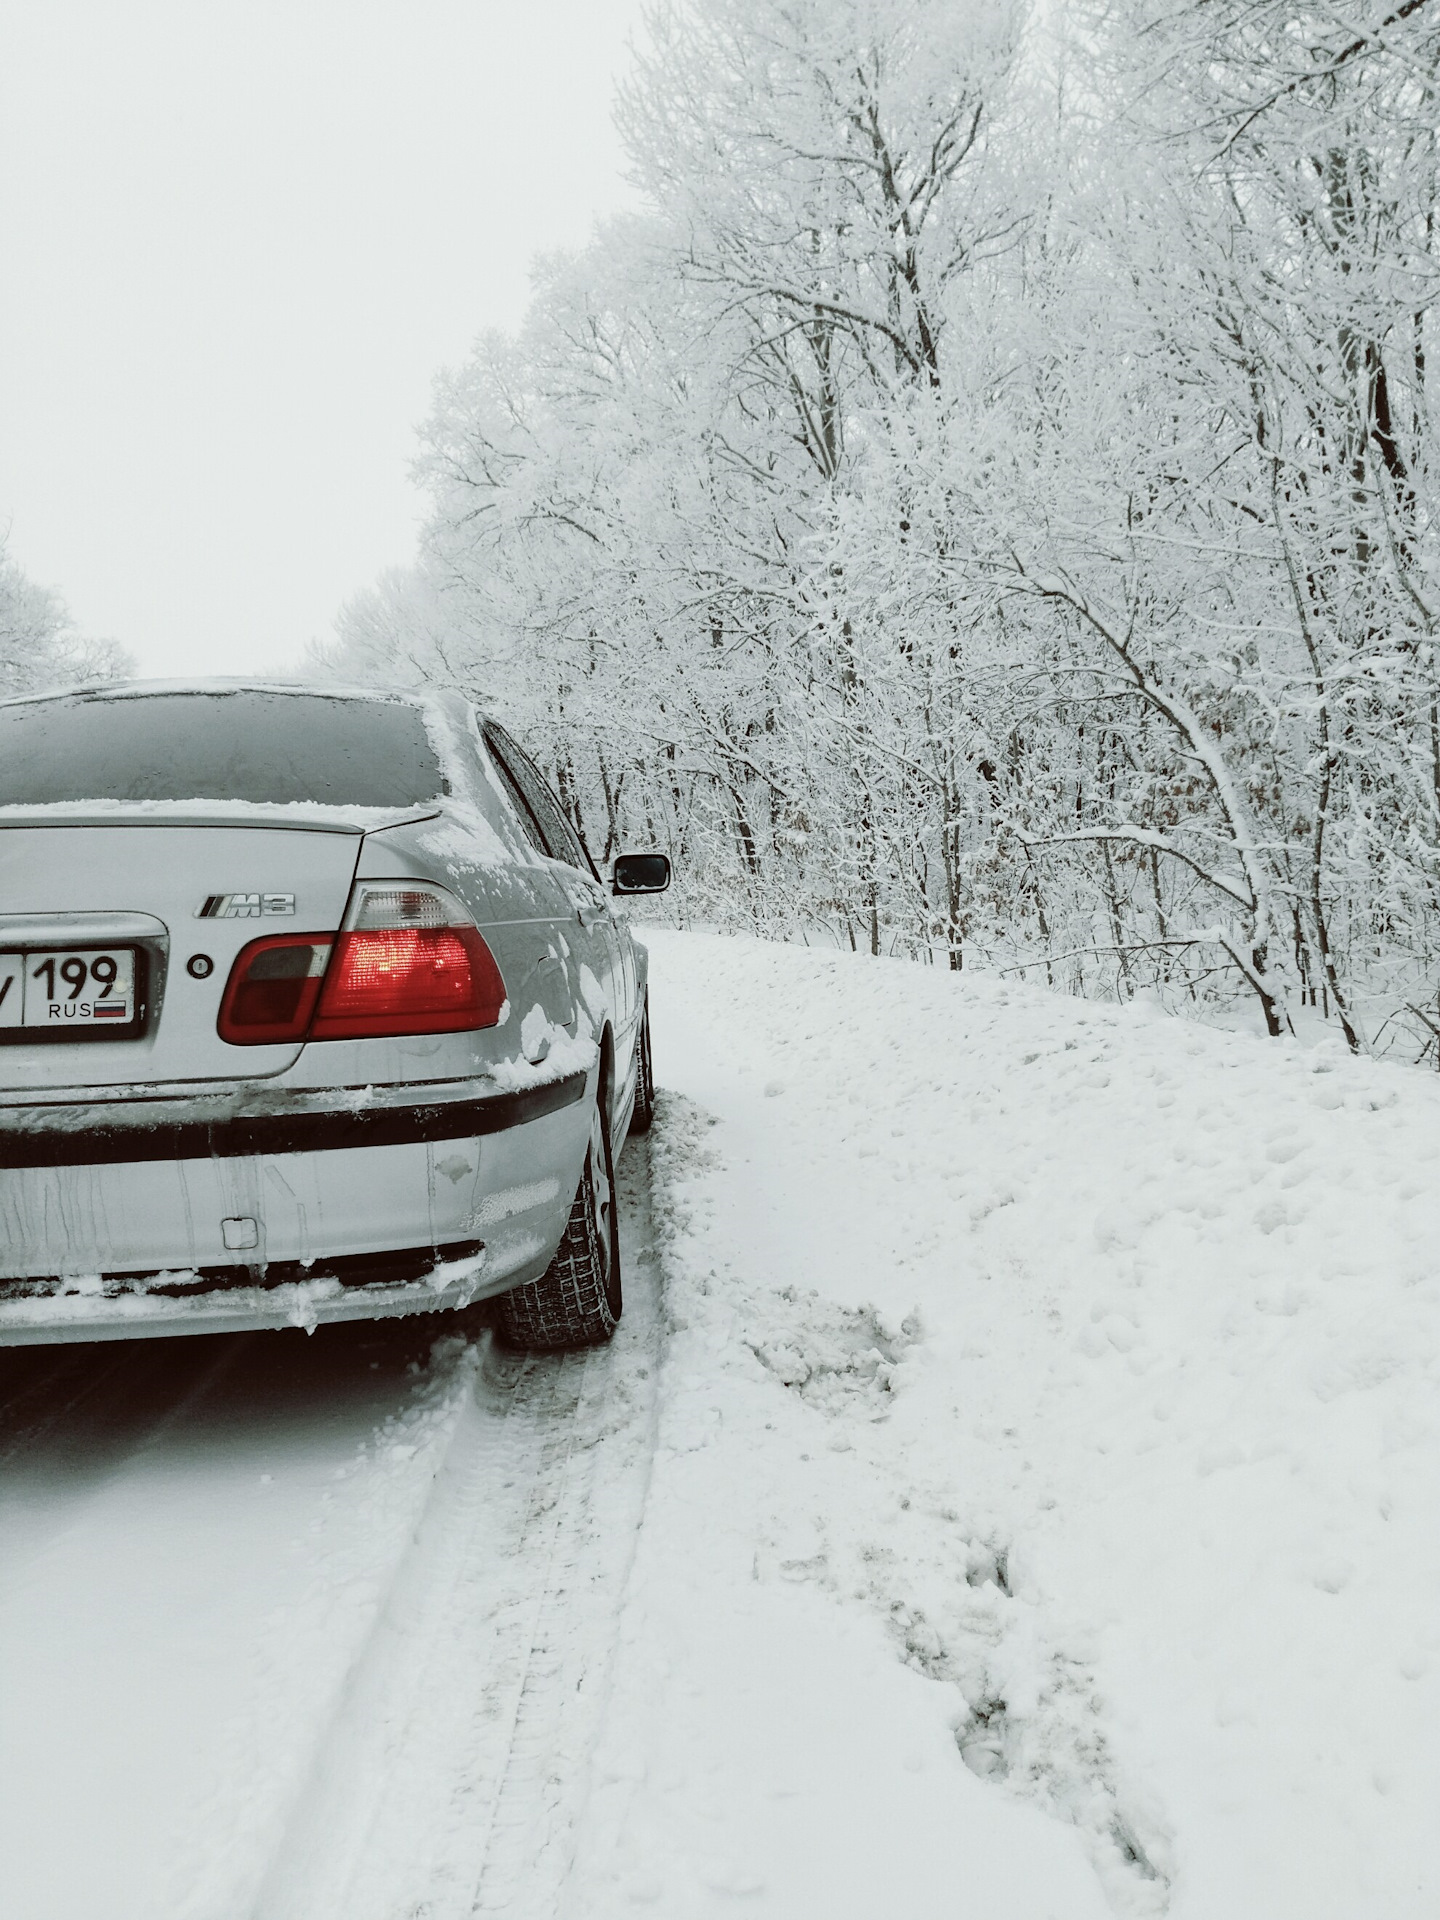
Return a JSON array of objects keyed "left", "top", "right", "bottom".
[
  {"left": 0, "top": 1068, "right": 590, "bottom": 1342},
  {"left": 0, "top": 1070, "right": 587, "bottom": 1166},
  {"left": 0, "top": 1246, "right": 497, "bottom": 1345}
]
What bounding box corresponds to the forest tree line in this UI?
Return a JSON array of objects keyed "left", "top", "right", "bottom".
[
  {"left": 321, "top": 0, "right": 1440, "bottom": 1057},
  {"left": 0, "top": 536, "right": 125, "bottom": 703}
]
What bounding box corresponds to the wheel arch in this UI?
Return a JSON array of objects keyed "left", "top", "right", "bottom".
[{"left": 597, "top": 1019, "right": 617, "bottom": 1133}]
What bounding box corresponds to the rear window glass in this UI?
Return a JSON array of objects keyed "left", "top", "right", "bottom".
[{"left": 0, "top": 692, "right": 445, "bottom": 807}]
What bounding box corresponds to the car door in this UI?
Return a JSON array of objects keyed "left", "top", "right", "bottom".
[{"left": 481, "top": 723, "right": 632, "bottom": 1082}]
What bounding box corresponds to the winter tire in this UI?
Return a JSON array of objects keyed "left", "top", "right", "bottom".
[
  {"left": 495, "top": 1090, "right": 621, "bottom": 1350},
  {"left": 629, "top": 1000, "right": 656, "bottom": 1137}
]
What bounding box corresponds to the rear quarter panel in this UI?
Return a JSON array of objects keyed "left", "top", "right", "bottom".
[{"left": 278, "top": 799, "right": 612, "bottom": 1128}]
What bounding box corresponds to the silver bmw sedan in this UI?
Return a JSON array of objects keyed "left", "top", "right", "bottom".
[{"left": 0, "top": 681, "right": 670, "bottom": 1348}]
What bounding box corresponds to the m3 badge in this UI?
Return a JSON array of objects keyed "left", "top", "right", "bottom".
[{"left": 196, "top": 893, "right": 296, "bottom": 919}]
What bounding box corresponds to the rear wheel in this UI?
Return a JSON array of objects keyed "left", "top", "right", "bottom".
[
  {"left": 629, "top": 1000, "right": 655, "bottom": 1137},
  {"left": 495, "top": 1092, "right": 621, "bottom": 1350}
]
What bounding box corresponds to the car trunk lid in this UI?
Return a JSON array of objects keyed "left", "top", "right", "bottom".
[{"left": 0, "top": 815, "right": 406, "bottom": 1093}]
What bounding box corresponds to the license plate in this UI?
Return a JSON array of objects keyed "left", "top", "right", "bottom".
[{"left": 0, "top": 948, "right": 138, "bottom": 1031}]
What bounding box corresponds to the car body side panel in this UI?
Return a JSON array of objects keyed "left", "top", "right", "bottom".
[
  {"left": 461, "top": 718, "right": 638, "bottom": 1097},
  {"left": 267, "top": 809, "right": 602, "bottom": 1092}
]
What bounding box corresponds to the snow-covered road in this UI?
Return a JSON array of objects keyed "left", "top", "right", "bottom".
[
  {"left": 0, "top": 1151, "right": 664, "bottom": 1920},
  {"left": 4, "top": 929, "right": 1438, "bottom": 1918}
]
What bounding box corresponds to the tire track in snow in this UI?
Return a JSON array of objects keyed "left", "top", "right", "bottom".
[{"left": 249, "top": 1140, "right": 662, "bottom": 1920}]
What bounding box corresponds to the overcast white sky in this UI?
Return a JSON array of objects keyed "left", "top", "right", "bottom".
[{"left": 0, "top": 1, "right": 647, "bottom": 679}]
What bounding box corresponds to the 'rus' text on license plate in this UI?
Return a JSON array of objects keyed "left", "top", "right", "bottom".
[{"left": 0, "top": 949, "right": 138, "bottom": 1029}]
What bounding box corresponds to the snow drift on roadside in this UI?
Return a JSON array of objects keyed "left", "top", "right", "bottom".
[{"left": 571, "top": 930, "right": 1440, "bottom": 1920}]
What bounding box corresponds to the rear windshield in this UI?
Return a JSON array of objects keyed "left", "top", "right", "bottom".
[{"left": 0, "top": 692, "right": 445, "bottom": 807}]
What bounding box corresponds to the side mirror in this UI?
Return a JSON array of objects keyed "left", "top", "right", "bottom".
[{"left": 612, "top": 852, "right": 672, "bottom": 895}]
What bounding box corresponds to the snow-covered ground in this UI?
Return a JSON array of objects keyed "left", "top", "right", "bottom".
[
  {"left": 3, "top": 929, "right": 1438, "bottom": 1918},
  {"left": 609, "top": 932, "right": 1440, "bottom": 1918}
]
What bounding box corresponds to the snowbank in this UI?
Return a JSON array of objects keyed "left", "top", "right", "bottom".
[{"left": 581, "top": 930, "right": 1440, "bottom": 1918}]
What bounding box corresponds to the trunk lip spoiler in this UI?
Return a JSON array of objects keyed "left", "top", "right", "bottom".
[{"left": 0, "top": 910, "right": 168, "bottom": 946}]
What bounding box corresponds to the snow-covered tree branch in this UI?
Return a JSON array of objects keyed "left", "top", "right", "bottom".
[{"left": 321, "top": 0, "right": 1440, "bottom": 1057}]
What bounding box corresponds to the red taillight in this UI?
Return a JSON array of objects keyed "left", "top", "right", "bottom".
[
  {"left": 309, "top": 923, "right": 505, "bottom": 1039},
  {"left": 217, "top": 934, "right": 333, "bottom": 1045},
  {"left": 216, "top": 883, "right": 506, "bottom": 1046}
]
